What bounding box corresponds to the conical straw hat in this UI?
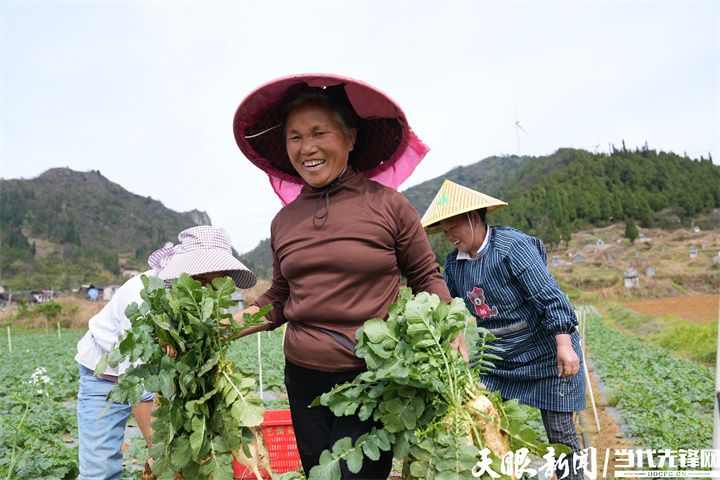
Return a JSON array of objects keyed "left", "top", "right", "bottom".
[{"left": 421, "top": 180, "right": 508, "bottom": 234}]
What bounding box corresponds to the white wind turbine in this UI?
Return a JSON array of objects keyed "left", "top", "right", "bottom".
[{"left": 513, "top": 112, "right": 531, "bottom": 156}]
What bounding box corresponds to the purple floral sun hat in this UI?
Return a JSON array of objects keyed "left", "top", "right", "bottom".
[
  {"left": 233, "top": 73, "right": 430, "bottom": 205},
  {"left": 148, "top": 226, "right": 257, "bottom": 289}
]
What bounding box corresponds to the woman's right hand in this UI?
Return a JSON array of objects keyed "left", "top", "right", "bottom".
[
  {"left": 228, "top": 305, "right": 272, "bottom": 340},
  {"left": 237, "top": 305, "right": 261, "bottom": 321},
  {"left": 450, "top": 334, "right": 470, "bottom": 362}
]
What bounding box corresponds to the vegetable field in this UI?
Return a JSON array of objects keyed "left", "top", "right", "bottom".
[
  {"left": 0, "top": 327, "right": 288, "bottom": 480},
  {"left": 584, "top": 313, "right": 714, "bottom": 449},
  {"left": 0, "top": 301, "right": 716, "bottom": 479},
  {"left": 0, "top": 331, "right": 82, "bottom": 479}
]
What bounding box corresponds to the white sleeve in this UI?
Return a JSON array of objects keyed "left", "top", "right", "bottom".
[{"left": 87, "top": 274, "right": 145, "bottom": 352}]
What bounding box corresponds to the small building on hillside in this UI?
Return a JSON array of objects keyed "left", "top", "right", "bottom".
[
  {"left": 551, "top": 256, "right": 566, "bottom": 268},
  {"left": 624, "top": 268, "right": 640, "bottom": 288},
  {"left": 31, "top": 290, "right": 55, "bottom": 304},
  {"left": 690, "top": 246, "right": 698, "bottom": 259},
  {"left": 713, "top": 252, "right": 720, "bottom": 264},
  {"left": 103, "top": 285, "right": 121, "bottom": 301},
  {"left": 638, "top": 233, "right": 651, "bottom": 243},
  {"left": 644, "top": 266, "right": 656, "bottom": 277},
  {"left": 226, "top": 292, "right": 245, "bottom": 315},
  {"left": 84, "top": 284, "right": 101, "bottom": 302},
  {"left": 121, "top": 264, "right": 141, "bottom": 278}
]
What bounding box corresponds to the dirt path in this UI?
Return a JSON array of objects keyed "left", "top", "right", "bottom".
[
  {"left": 624, "top": 294, "right": 719, "bottom": 323},
  {"left": 578, "top": 362, "right": 633, "bottom": 479}
]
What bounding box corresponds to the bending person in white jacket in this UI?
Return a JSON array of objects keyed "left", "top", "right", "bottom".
[{"left": 75, "top": 225, "right": 256, "bottom": 480}]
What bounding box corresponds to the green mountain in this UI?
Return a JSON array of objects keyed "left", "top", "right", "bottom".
[
  {"left": 493, "top": 148, "right": 719, "bottom": 236},
  {"left": 1, "top": 168, "right": 210, "bottom": 290},
  {"left": 403, "top": 155, "right": 535, "bottom": 212},
  {"left": 423, "top": 148, "right": 719, "bottom": 263},
  {"left": 238, "top": 238, "right": 272, "bottom": 280},
  {"left": 241, "top": 147, "right": 720, "bottom": 278}
]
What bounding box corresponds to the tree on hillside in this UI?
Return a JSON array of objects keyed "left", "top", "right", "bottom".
[
  {"left": 544, "top": 223, "right": 561, "bottom": 250},
  {"left": 637, "top": 197, "right": 654, "bottom": 228},
  {"left": 624, "top": 217, "right": 639, "bottom": 243},
  {"left": 561, "top": 224, "right": 571, "bottom": 248}
]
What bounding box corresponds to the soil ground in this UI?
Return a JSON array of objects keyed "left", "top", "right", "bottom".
[
  {"left": 579, "top": 363, "right": 631, "bottom": 479},
  {"left": 624, "top": 294, "right": 719, "bottom": 324}
]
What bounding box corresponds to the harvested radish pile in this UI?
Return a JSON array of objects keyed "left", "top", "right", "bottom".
[
  {"left": 309, "top": 288, "right": 550, "bottom": 480},
  {"left": 97, "top": 274, "right": 271, "bottom": 480}
]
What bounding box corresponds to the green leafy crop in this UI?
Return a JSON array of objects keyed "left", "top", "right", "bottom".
[
  {"left": 98, "top": 274, "right": 270, "bottom": 480},
  {"left": 310, "top": 288, "right": 552, "bottom": 480}
]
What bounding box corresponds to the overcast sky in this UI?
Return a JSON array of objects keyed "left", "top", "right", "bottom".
[{"left": 2, "top": 1, "right": 718, "bottom": 253}]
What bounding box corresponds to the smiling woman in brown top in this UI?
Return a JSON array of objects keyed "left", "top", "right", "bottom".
[{"left": 233, "top": 74, "right": 465, "bottom": 479}]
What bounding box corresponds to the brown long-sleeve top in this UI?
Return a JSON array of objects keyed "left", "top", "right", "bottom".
[{"left": 253, "top": 167, "right": 451, "bottom": 372}]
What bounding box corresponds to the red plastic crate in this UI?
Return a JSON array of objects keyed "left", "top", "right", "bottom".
[{"left": 232, "top": 409, "right": 302, "bottom": 479}]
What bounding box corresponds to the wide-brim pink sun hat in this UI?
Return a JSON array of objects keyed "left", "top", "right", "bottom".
[
  {"left": 148, "top": 226, "right": 257, "bottom": 289},
  {"left": 233, "top": 73, "right": 430, "bottom": 205}
]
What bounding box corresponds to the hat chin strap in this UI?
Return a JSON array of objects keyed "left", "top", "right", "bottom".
[{"left": 466, "top": 213, "right": 476, "bottom": 255}]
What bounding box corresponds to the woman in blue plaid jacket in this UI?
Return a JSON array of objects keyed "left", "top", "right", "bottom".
[{"left": 422, "top": 180, "right": 586, "bottom": 480}]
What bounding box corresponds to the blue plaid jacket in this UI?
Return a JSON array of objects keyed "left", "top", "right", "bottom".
[{"left": 444, "top": 226, "right": 586, "bottom": 412}]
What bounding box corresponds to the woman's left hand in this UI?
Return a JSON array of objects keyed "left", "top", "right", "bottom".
[{"left": 450, "top": 334, "right": 469, "bottom": 362}]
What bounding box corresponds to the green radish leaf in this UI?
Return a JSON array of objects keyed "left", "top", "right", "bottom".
[
  {"left": 308, "top": 450, "right": 341, "bottom": 480},
  {"left": 189, "top": 416, "right": 206, "bottom": 458}
]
